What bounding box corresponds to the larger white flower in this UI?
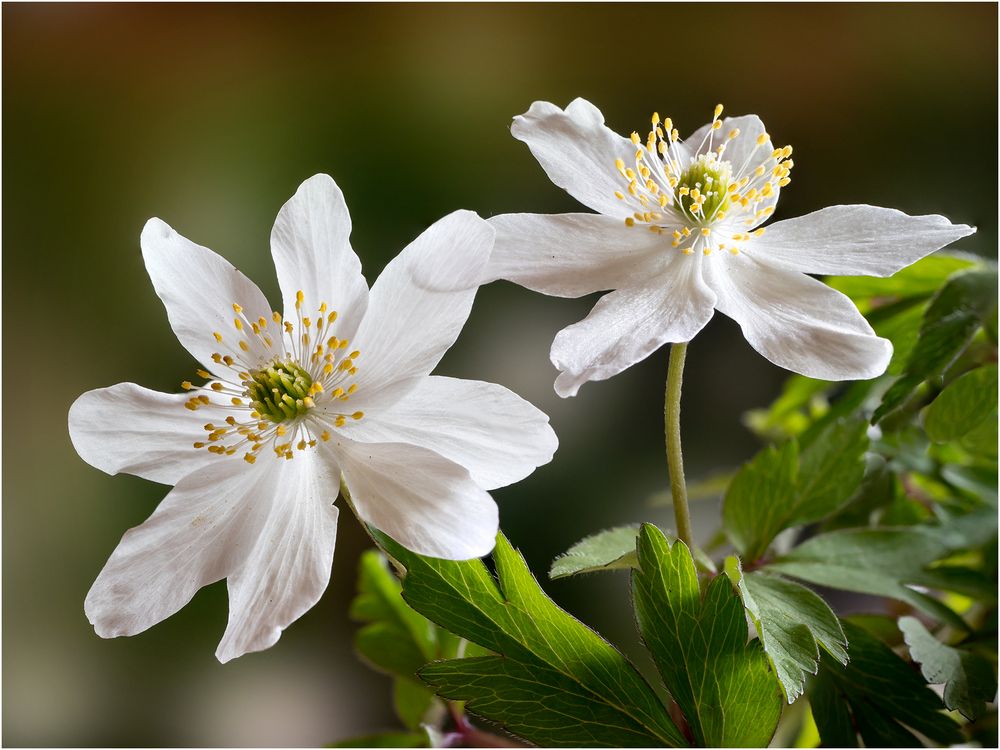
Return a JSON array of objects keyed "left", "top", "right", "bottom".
[
  {"left": 486, "top": 99, "right": 975, "bottom": 397},
  {"left": 70, "top": 174, "right": 557, "bottom": 662}
]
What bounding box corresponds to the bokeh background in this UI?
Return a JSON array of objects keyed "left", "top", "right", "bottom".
[{"left": 3, "top": 3, "right": 996, "bottom": 746}]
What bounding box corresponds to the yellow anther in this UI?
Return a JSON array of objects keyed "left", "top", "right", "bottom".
[
  {"left": 232, "top": 303, "right": 243, "bottom": 314},
  {"left": 772, "top": 147, "right": 783, "bottom": 158},
  {"left": 295, "top": 290, "right": 304, "bottom": 309},
  {"left": 251, "top": 322, "right": 259, "bottom": 334},
  {"left": 779, "top": 177, "right": 791, "bottom": 187},
  {"left": 625, "top": 168, "right": 636, "bottom": 180},
  {"left": 614, "top": 191, "right": 625, "bottom": 200},
  {"left": 203, "top": 423, "right": 215, "bottom": 431},
  {"left": 682, "top": 248, "right": 694, "bottom": 255},
  {"left": 239, "top": 340, "right": 249, "bottom": 352},
  {"left": 335, "top": 416, "right": 346, "bottom": 428},
  {"left": 658, "top": 194, "right": 669, "bottom": 208},
  {"left": 728, "top": 128, "right": 740, "bottom": 140},
  {"left": 303, "top": 397, "right": 315, "bottom": 409},
  {"left": 324, "top": 363, "right": 334, "bottom": 375},
  {"left": 234, "top": 318, "right": 243, "bottom": 331},
  {"left": 193, "top": 442, "right": 205, "bottom": 449},
  {"left": 244, "top": 454, "right": 256, "bottom": 464},
  {"left": 194, "top": 369, "right": 209, "bottom": 379},
  {"left": 223, "top": 355, "right": 234, "bottom": 366},
  {"left": 185, "top": 402, "right": 198, "bottom": 411},
  {"left": 276, "top": 425, "right": 287, "bottom": 436},
  {"left": 211, "top": 382, "right": 223, "bottom": 391},
  {"left": 331, "top": 387, "right": 344, "bottom": 398},
  {"left": 303, "top": 317, "right": 311, "bottom": 328},
  {"left": 347, "top": 384, "right": 358, "bottom": 394},
  {"left": 181, "top": 381, "right": 194, "bottom": 390},
  {"left": 321, "top": 431, "right": 330, "bottom": 442},
  {"left": 258, "top": 317, "right": 267, "bottom": 329},
  {"left": 297, "top": 440, "right": 306, "bottom": 451},
  {"left": 753, "top": 228, "right": 766, "bottom": 237},
  {"left": 272, "top": 311, "right": 282, "bottom": 323},
  {"left": 756, "top": 133, "right": 769, "bottom": 146},
  {"left": 703, "top": 248, "right": 712, "bottom": 256},
  {"left": 211, "top": 353, "right": 223, "bottom": 364},
  {"left": 682, "top": 227, "right": 691, "bottom": 237},
  {"left": 678, "top": 186, "right": 690, "bottom": 196},
  {"left": 630, "top": 132, "right": 641, "bottom": 145},
  {"left": 197, "top": 395, "right": 210, "bottom": 404},
  {"left": 651, "top": 112, "right": 660, "bottom": 126},
  {"left": 730, "top": 247, "right": 740, "bottom": 255},
  {"left": 701, "top": 228, "right": 711, "bottom": 236},
  {"left": 672, "top": 230, "right": 682, "bottom": 240},
  {"left": 615, "top": 157, "right": 626, "bottom": 173},
  {"left": 712, "top": 120, "right": 722, "bottom": 130},
  {"left": 338, "top": 339, "right": 349, "bottom": 350},
  {"left": 231, "top": 397, "right": 243, "bottom": 406},
  {"left": 671, "top": 128, "right": 679, "bottom": 141},
  {"left": 213, "top": 332, "right": 223, "bottom": 343},
  {"left": 782, "top": 145, "right": 793, "bottom": 158},
  {"left": 284, "top": 321, "right": 293, "bottom": 334},
  {"left": 624, "top": 217, "right": 635, "bottom": 227},
  {"left": 352, "top": 411, "right": 364, "bottom": 420},
  {"left": 713, "top": 103, "right": 724, "bottom": 119}
]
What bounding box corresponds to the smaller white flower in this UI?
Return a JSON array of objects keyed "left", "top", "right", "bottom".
[
  {"left": 70, "top": 174, "right": 557, "bottom": 662},
  {"left": 485, "top": 98, "right": 976, "bottom": 397}
]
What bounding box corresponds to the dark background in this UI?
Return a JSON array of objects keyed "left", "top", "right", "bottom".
[{"left": 3, "top": 3, "right": 995, "bottom": 745}]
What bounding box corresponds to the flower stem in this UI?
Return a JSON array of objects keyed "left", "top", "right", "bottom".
[{"left": 665, "top": 343, "right": 694, "bottom": 549}]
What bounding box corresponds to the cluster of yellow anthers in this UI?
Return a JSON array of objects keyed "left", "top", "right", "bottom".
[
  {"left": 180, "top": 291, "right": 365, "bottom": 464},
  {"left": 613, "top": 104, "right": 794, "bottom": 257}
]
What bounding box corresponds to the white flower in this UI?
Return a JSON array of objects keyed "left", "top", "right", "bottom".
[
  {"left": 485, "top": 99, "right": 975, "bottom": 397},
  {"left": 70, "top": 174, "right": 557, "bottom": 662}
]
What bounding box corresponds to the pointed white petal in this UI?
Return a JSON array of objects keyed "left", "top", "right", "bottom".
[
  {"left": 340, "top": 376, "right": 557, "bottom": 490},
  {"left": 216, "top": 449, "right": 340, "bottom": 662},
  {"left": 511, "top": 98, "right": 637, "bottom": 218},
  {"left": 69, "top": 383, "right": 227, "bottom": 485},
  {"left": 684, "top": 114, "right": 780, "bottom": 228},
  {"left": 270, "top": 174, "right": 370, "bottom": 343},
  {"left": 551, "top": 254, "right": 717, "bottom": 397},
  {"left": 754, "top": 205, "right": 975, "bottom": 277},
  {"left": 484, "top": 212, "right": 672, "bottom": 298},
  {"left": 141, "top": 218, "right": 281, "bottom": 375},
  {"left": 350, "top": 211, "right": 494, "bottom": 398},
  {"left": 703, "top": 254, "right": 892, "bottom": 380},
  {"left": 338, "top": 439, "right": 498, "bottom": 560},
  {"left": 85, "top": 459, "right": 277, "bottom": 641}
]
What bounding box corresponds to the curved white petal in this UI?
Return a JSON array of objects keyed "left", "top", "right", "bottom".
[
  {"left": 551, "top": 253, "right": 717, "bottom": 397},
  {"left": 216, "top": 448, "right": 340, "bottom": 662},
  {"left": 270, "top": 174, "right": 370, "bottom": 344},
  {"left": 339, "top": 376, "right": 557, "bottom": 490},
  {"left": 69, "top": 383, "right": 227, "bottom": 485},
  {"left": 85, "top": 458, "right": 276, "bottom": 641},
  {"left": 350, "top": 211, "right": 494, "bottom": 398},
  {"left": 484, "top": 212, "right": 672, "bottom": 298},
  {"left": 512, "top": 98, "right": 636, "bottom": 219},
  {"left": 703, "top": 253, "right": 892, "bottom": 380},
  {"left": 754, "top": 205, "right": 975, "bottom": 277},
  {"left": 337, "top": 438, "right": 498, "bottom": 560},
  {"left": 684, "top": 114, "right": 781, "bottom": 228},
  {"left": 141, "top": 218, "right": 281, "bottom": 375}
]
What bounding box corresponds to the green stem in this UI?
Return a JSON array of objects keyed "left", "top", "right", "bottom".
[{"left": 665, "top": 343, "right": 694, "bottom": 549}]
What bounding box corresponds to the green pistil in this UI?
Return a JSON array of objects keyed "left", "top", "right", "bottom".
[
  {"left": 246, "top": 360, "right": 314, "bottom": 423},
  {"left": 678, "top": 155, "right": 731, "bottom": 223}
]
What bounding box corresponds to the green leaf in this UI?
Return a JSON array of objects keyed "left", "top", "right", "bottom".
[
  {"left": 827, "top": 253, "right": 976, "bottom": 301},
  {"left": 330, "top": 731, "right": 429, "bottom": 748},
  {"left": 393, "top": 678, "right": 438, "bottom": 732},
  {"left": 809, "top": 620, "right": 963, "bottom": 747},
  {"left": 769, "top": 506, "right": 998, "bottom": 629},
  {"left": 376, "top": 531, "right": 686, "bottom": 748},
  {"left": 874, "top": 269, "right": 998, "bottom": 423},
  {"left": 549, "top": 525, "right": 640, "bottom": 579},
  {"left": 632, "top": 525, "right": 782, "bottom": 747},
  {"left": 899, "top": 616, "right": 998, "bottom": 721},
  {"left": 731, "top": 565, "right": 847, "bottom": 703},
  {"left": 723, "top": 418, "right": 868, "bottom": 560},
  {"left": 924, "top": 364, "right": 998, "bottom": 442},
  {"left": 743, "top": 375, "right": 831, "bottom": 441}
]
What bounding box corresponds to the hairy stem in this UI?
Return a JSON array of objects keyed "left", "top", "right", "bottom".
[{"left": 665, "top": 343, "right": 694, "bottom": 548}]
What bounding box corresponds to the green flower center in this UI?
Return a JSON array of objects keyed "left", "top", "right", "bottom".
[
  {"left": 245, "top": 360, "right": 316, "bottom": 423},
  {"left": 677, "top": 154, "right": 731, "bottom": 224}
]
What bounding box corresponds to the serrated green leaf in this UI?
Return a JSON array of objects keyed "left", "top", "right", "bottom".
[
  {"left": 769, "top": 505, "right": 998, "bottom": 629},
  {"left": 874, "top": 269, "right": 998, "bottom": 422},
  {"left": 899, "top": 616, "right": 997, "bottom": 721},
  {"left": 809, "top": 620, "right": 963, "bottom": 747},
  {"left": 723, "top": 418, "right": 868, "bottom": 560},
  {"left": 731, "top": 565, "right": 847, "bottom": 703},
  {"left": 375, "top": 531, "right": 685, "bottom": 748},
  {"left": 632, "top": 525, "right": 782, "bottom": 747},
  {"left": 330, "top": 731, "right": 430, "bottom": 748},
  {"left": 924, "top": 364, "right": 998, "bottom": 442},
  {"left": 827, "top": 253, "right": 976, "bottom": 301},
  {"left": 549, "top": 525, "right": 640, "bottom": 579}
]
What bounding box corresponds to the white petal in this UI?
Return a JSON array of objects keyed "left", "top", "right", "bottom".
[
  {"left": 512, "top": 98, "right": 636, "bottom": 218},
  {"left": 754, "top": 205, "right": 975, "bottom": 277},
  {"left": 216, "top": 449, "right": 340, "bottom": 662},
  {"left": 350, "top": 211, "right": 494, "bottom": 398},
  {"left": 270, "top": 174, "right": 370, "bottom": 343},
  {"left": 85, "top": 459, "right": 277, "bottom": 641},
  {"left": 141, "top": 218, "right": 280, "bottom": 375},
  {"left": 339, "top": 376, "right": 557, "bottom": 490},
  {"left": 684, "top": 114, "right": 780, "bottom": 228},
  {"left": 484, "top": 212, "right": 672, "bottom": 298},
  {"left": 703, "top": 253, "right": 892, "bottom": 380},
  {"left": 551, "top": 254, "right": 717, "bottom": 397},
  {"left": 337, "top": 439, "right": 498, "bottom": 560},
  {"left": 69, "top": 383, "right": 226, "bottom": 485}
]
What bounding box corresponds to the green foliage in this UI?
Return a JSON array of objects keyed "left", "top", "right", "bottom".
[
  {"left": 899, "top": 616, "right": 997, "bottom": 721},
  {"left": 549, "top": 525, "right": 640, "bottom": 579},
  {"left": 723, "top": 418, "right": 868, "bottom": 560},
  {"left": 377, "top": 531, "right": 687, "bottom": 748},
  {"left": 730, "top": 565, "right": 847, "bottom": 703},
  {"left": 809, "top": 620, "right": 964, "bottom": 747},
  {"left": 632, "top": 526, "right": 782, "bottom": 747},
  {"left": 924, "top": 364, "right": 997, "bottom": 443},
  {"left": 743, "top": 375, "right": 830, "bottom": 440},
  {"left": 827, "top": 254, "right": 976, "bottom": 301},
  {"left": 874, "top": 268, "right": 998, "bottom": 422}
]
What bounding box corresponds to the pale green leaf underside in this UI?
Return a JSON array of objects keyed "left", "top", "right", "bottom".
[
  {"left": 549, "top": 525, "right": 640, "bottom": 579},
  {"left": 899, "top": 615, "right": 997, "bottom": 721},
  {"left": 375, "top": 531, "right": 686, "bottom": 748},
  {"left": 632, "top": 525, "right": 782, "bottom": 748}
]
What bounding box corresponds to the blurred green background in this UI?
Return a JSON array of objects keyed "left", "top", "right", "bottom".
[{"left": 3, "top": 3, "right": 995, "bottom": 746}]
